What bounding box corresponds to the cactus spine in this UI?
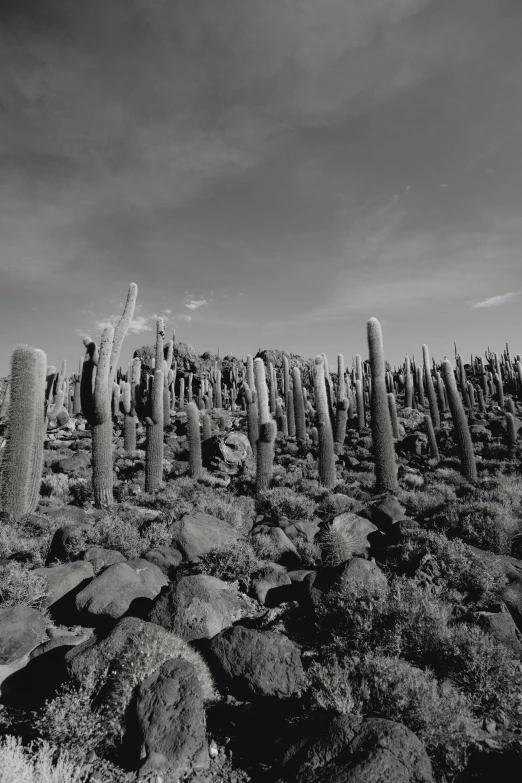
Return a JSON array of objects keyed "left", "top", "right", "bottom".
[
  {"left": 367, "top": 318, "right": 399, "bottom": 493},
  {"left": 442, "top": 359, "right": 477, "bottom": 482},
  {"left": 0, "top": 346, "right": 47, "bottom": 519}
]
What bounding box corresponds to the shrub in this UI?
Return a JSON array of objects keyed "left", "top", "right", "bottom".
[
  {"left": 316, "top": 575, "right": 517, "bottom": 714},
  {"left": 198, "top": 541, "right": 261, "bottom": 592},
  {"left": 0, "top": 735, "right": 82, "bottom": 783},
  {"left": 391, "top": 528, "right": 508, "bottom": 604},
  {"left": 0, "top": 514, "right": 57, "bottom": 567},
  {"left": 256, "top": 487, "right": 316, "bottom": 522},
  {"left": 0, "top": 562, "right": 48, "bottom": 609},
  {"left": 40, "top": 474, "right": 70, "bottom": 503},
  {"left": 432, "top": 499, "right": 519, "bottom": 555},
  {"left": 308, "top": 653, "right": 476, "bottom": 780}
]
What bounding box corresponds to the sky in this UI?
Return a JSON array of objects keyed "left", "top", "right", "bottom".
[{"left": 1, "top": 0, "right": 521, "bottom": 376}]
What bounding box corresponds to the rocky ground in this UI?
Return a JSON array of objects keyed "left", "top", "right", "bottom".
[{"left": 1, "top": 399, "right": 522, "bottom": 782}]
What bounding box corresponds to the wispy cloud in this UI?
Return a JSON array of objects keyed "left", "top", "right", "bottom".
[
  {"left": 471, "top": 291, "right": 522, "bottom": 309},
  {"left": 185, "top": 299, "right": 209, "bottom": 311},
  {"left": 177, "top": 313, "right": 192, "bottom": 322},
  {"left": 94, "top": 314, "right": 154, "bottom": 335}
]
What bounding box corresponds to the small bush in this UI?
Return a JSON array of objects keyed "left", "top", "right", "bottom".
[
  {"left": 198, "top": 541, "right": 261, "bottom": 592},
  {"left": 316, "top": 575, "right": 517, "bottom": 715},
  {"left": 0, "top": 562, "right": 48, "bottom": 609},
  {"left": 40, "top": 474, "right": 70, "bottom": 503},
  {"left": 256, "top": 487, "right": 316, "bottom": 522},
  {"left": 308, "top": 653, "right": 476, "bottom": 780},
  {"left": 391, "top": 528, "right": 508, "bottom": 604},
  {"left": 0, "top": 735, "right": 82, "bottom": 783},
  {"left": 433, "top": 500, "right": 519, "bottom": 555}
]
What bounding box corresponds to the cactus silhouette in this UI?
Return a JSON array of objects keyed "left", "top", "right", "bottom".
[{"left": 314, "top": 355, "right": 335, "bottom": 488}]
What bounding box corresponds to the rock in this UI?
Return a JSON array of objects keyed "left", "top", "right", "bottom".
[
  {"left": 202, "top": 432, "right": 252, "bottom": 474},
  {"left": 81, "top": 546, "right": 126, "bottom": 574},
  {"left": 33, "top": 561, "right": 94, "bottom": 608},
  {"left": 318, "top": 512, "right": 378, "bottom": 564},
  {"left": 149, "top": 575, "right": 232, "bottom": 642},
  {"left": 471, "top": 610, "right": 522, "bottom": 656},
  {"left": 124, "top": 657, "right": 209, "bottom": 778},
  {"left": 366, "top": 497, "right": 408, "bottom": 533},
  {"left": 209, "top": 625, "right": 305, "bottom": 700},
  {"left": 308, "top": 556, "right": 387, "bottom": 595},
  {"left": 251, "top": 527, "right": 301, "bottom": 568},
  {"left": 75, "top": 559, "right": 167, "bottom": 620},
  {"left": 273, "top": 713, "right": 434, "bottom": 783},
  {"left": 250, "top": 564, "right": 292, "bottom": 605},
  {"left": 142, "top": 546, "right": 183, "bottom": 576},
  {"left": 468, "top": 548, "right": 522, "bottom": 633},
  {"left": 168, "top": 512, "right": 243, "bottom": 561},
  {"left": 281, "top": 520, "right": 320, "bottom": 545},
  {"left": 0, "top": 605, "right": 48, "bottom": 665},
  {"left": 44, "top": 449, "right": 74, "bottom": 468},
  {"left": 53, "top": 451, "right": 91, "bottom": 475}
]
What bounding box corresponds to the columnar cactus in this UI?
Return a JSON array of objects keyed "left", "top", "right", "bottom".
[
  {"left": 355, "top": 379, "right": 365, "bottom": 433},
  {"left": 387, "top": 393, "right": 399, "bottom": 439},
  {"left": 367, "top": 318, "right": 399, "bottom": 493},
  {"left": 81, "top": 283, "right": 137, "bottom": 507},
  {"left": 144, "top": 318, "right": 165, "bottom": 493},
  {"left": 505, "top": 412, "right": 517, "bottom": 455},
  {"left": 337, "top": 354, "right": 345, "bottom": 401},
  {"left": 0, "top": 346, "right": 47, "bottom": 519},
  {"left": 287, "top": 384, "right": 296, "bottom": 437},
  {"left": 292, "top": 367, "right": 306, "bottom": 442},
  {"left": 422, "top": 345, "right": 440, "bottom": 429},
  {"left": 314, "top": 355, "right": 336, "bottom": 488},
  {"left": 268, "top": 362, "right": 276, "bottom": 414},
  {"left": 73, "top": 358, "right": 83, "bottom": 415},
  {"left": 246, "top": 355, "right": 255, "bottom": 392},
  {"left": 244, "top": 384, "right": 259, "bottom": 457},
  {"left": 441, "top": 359, "right": 477, "bottom": 482},
  {"left": 202, "top": 412, "right": 212, "bottom": 440},
  {"left": 254, "top": 358, "right": 276, "bottom": 493},
  {"left": 186, "top": 402, "right": 203, "bottom": 478},
  {"left": 404, "top": 355, "right": 413, "bottom": 408},
  {"left": 423, "top": 413, "right": 440, "bottom": 463},
  {"left": 283, "top": 355, "right": 290, "bottom": 412},
  {"left": 335, "top": 397, "right": 349, "bottom": 447}
]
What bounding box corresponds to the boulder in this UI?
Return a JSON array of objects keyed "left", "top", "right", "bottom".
[
  {"left": 471, "top": 609, "right": 522, "bottom": 657},
  {"left": 124, "top": 657, "right": 209, "bottom": 778},
  {"left": 250, "top": 564, "right": 292, "bottom": 605},
  {"left": 52, "top": 451, "right": 91, "bottom": 475},
  {"left": 209, "top": 625, "right": 305, "bottom": 700},
  {"left": 75, "top": 559, "right": 167, "bottom": 620},
  {"left": 0, "top": 605, "right": 48, "bottom": 665},
  {"left": 273, "top": 713, "right": 433, "bottom": 783},
  {"left": 33, "top": 560, "right": 94, "bottom": 608},
  {"left": 81, "top": 546, "right": 126, "bottom": 574},
  {"left": 149, "top": 575, "right": 232, "bottom": 642},
  {"left": 168, "top": 512, "right": 243, "bottom": 561},
  {"left": 142, "top": 546, "right": 183, "bottom": 576}
]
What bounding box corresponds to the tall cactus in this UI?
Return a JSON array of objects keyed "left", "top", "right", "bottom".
[
  {"left": 254, "top": 358, "right": 276, "bottom": 493},
  {"left": 404, "top": 355, "right": 413, "bottom": 408},
  {"left": 367, "top": 318, "right": 399, "bottom": 493},
  {"left": 423, "top": 413, "right": 440, "bottom": 463},
  {"left": 442, "top": 359, "right": 477, "bottom": 482},
  {"left": 81, "top": 283, "right": 137, "bottom": 507},
  {"left": 144, "top": 319, "right": 165, "bottom": 493},
  {"left": 186, "top": 402, "right": 203, "bottom": 478},
  {"left": 292, "top": 367, "right": 306, "bottom": 442},
  {"left": 0, "top": 346, "right": 47, "bottom": 519},
  {"left": 422, "top": 344, "right": 440, "bottom": 429},
  {"left": 314, "top": 355, "right": 336, "bottom": 488}
]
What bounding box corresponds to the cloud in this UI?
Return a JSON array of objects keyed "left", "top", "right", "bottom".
[
  {"left": 471, "top": 291, "right": 522, "bottom": 309},
  {"left": 177, "top": 314, "right": 192, "bottom": 322},
  {"left": 185, "top": 299, "right": 209, "bottom": 310}
]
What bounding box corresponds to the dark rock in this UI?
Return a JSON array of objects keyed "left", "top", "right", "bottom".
[
  {"left": 209, "top": 625, "right": 305, "bottom": 700},
  {"left": 124, "top": 657, "right": 209, "bottom": 778},
  {"left": 273, "top": 713, "right": 434, "bottom": 783},
  {"left": 250, "top": 564, "right": 292, "bottom": 605},
  {"left": 150, "top": 575, "right": 233, "bottom": 642}
]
